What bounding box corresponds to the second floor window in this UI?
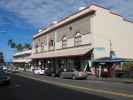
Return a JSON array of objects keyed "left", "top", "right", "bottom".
[
  {"left": 44, "top": 40, "right": 47, "bottom": 46},
  {"left": 74, "top": 32, "right": 82, "bottom": 46},
  {"left": 35, "top": 44, "right": 38, "bottom": 53},
  {"left": 49, "top": 40, "right": 54, "bottom": 47},
  {"left": 44, "top": 37, "right": 47, "bottom": 46},
  {"left": 41, "top": 42, "right": 44, "bottom": 51},
  {"left": 35, "top": 44, "right": 38, "bottom": 48},
  {"left": 62, "top": 36, "right": 67, "bottom": 48}
]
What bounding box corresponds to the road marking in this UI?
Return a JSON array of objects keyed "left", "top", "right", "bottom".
[{"left": 17, "top": 73, "right": 133, "bottom": 98}]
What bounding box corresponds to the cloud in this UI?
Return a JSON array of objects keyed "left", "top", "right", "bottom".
[
  {"left": 0, "top": 0, "right": 133, "bottom": 62},
  {"left": 0, "top": 0, "right": 133, "bottom": 29},
  {"left": 94, "top": 0, "right": 133, "bottom": 20}
]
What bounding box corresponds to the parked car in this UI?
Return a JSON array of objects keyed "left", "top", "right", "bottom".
[
  {"left": 60, "top": 69, "right": 88, "bottom": 80},
  {"left": 6, "top": 67, "right": 12, "bottom": 74},
  {"left": 44, "top": 67, "right": 63, "bottom": 77},
  {"left": 0, "top": 69, "right": 10, "bottom": 85},
  {"left": 11, "top": 68, "right": 19, "bottom": 73},
  {"left": 44, "top": 68, "right": 52, "bottom": 76},
  {"left": 33, "top": 68, "right": 45, "bottom": 75},
  {"left": 2, "top": 66, "right": 7, "bottom": 71}
]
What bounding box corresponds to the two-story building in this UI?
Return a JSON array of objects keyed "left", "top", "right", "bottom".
[
  {"left": 31, "top": 4, "right": 133, "bottom": 77},
  {"left": 13, "top": 50, "right": 32, "bottom": 71}
]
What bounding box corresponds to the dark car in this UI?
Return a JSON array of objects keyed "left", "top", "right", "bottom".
[
  {"left": 0, "top": 69, "right": 10, "bottom": 85},
  {"left": 44, "top": 68, "right": 52, "bottom": 76},
  {"left": 44, "top": 67, "right": 62, "bottom": 77}
]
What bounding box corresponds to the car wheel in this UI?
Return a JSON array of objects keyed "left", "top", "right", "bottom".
[{"left": 72, "top": 75, "right": 76, "bottom": 80}]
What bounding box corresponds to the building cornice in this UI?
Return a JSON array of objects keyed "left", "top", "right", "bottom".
[
  {"left": 33, "top": 5, "right": 96, "bottom": 39},
  {"left": 33, "top": 4, "right": 133, "bottom": 39}
]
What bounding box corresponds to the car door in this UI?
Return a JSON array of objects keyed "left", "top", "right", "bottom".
[
  {"left": 64, "top": 71, "right": 74, "bottom": 78},
  {"left": 61, "top": 71, "right": 71, "bottom": 78}
]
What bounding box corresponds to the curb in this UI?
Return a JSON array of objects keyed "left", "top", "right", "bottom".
[
  {"left": 19, "top": 71, "right": 133, "bottom": 84},
  {"left": 87, "top": 77, "right": 133, "bottom": 84}
]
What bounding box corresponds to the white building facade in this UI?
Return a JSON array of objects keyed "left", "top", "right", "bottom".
[
  {"left": 13, "top": 50, "right": 32, "bottom": 71},
  {"left": 31, "top": 4, "right": 133, "bottom": 76}
]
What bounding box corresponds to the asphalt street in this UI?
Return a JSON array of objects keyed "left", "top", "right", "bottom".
[
  {"left": 0, "top": 75, "right": 112, "bottom": 100},
  {"left": 17, "top": 71, "right": 133, "bottom": 98}
]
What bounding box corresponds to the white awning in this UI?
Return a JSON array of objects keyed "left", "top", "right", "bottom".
[
  {"left": 13, "top": 50, "right": 32, "bottom": 57},
  {"left": 31, "top": 46, "right": 92, "bottom": 59},
  {"left": 12, "top": 59, "right": 32, "bottom": 63}
]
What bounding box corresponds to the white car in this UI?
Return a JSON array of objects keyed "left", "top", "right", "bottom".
[
  {"left": 33, "top": 69, "right": 45, "bottom": 75},
  {"left": 3, "top": 66, "right": 7, "bottom": 71}
]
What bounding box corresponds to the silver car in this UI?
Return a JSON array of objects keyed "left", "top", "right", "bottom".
[{"left": 60, "top": 69, "right": 88, "bottom": 80}]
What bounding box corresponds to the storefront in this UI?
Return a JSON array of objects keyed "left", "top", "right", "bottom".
[
  {"left": 31, "top": 46, "right": 93, "bottom": 76},
  {"left": 92, "top": 57, "right": 133, "bottom": 77},
  {"left": 12, "top": 50, "right": 32, "bottom": 71}
]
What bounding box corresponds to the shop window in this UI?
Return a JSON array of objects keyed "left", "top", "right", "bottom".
[
  {"left": 74, "top": 32, "right": 82, "bottom": 46},
  {"left": 44, "top": 37, "right": 47, "bottom": 46},
  {"left": 74, "top": 59, "right": 81, "bottom": 71},
  {"left": 62, "top": 36, "right": 67, "bottom": 48}
]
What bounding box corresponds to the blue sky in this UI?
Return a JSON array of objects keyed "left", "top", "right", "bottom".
[{"left": 0, "top": 0, "right": 133, "bottom": 62}]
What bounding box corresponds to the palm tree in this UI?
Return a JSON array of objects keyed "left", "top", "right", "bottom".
[
  {"left": 15, "top": 44, "right": 24, "bottom": 52},
  {"left": 8, "top": 39, "right": 16, "bottom": 48},
  {"left": 8, "top": 39, "right": 13, "bottom": 46},
  {"left": 23, "top": 43, "right": 31, "bottom": 50},
  {"left": 8, "top": 39, "right": 31, "bottom": 51}
]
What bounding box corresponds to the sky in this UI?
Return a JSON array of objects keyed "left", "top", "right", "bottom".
[{"left": 0, "top": 0, "right": 133, "bottom": 62}]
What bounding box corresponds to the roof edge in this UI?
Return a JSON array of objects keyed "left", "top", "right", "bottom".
[{"left": 33, "top": 3, "right": 133, "bottom": 39}]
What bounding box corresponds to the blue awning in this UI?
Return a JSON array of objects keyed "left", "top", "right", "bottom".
[{"left": 93, "top": 57, "right": 133, "bottom": 63}]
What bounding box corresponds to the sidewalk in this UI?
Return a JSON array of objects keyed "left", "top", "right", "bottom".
[
  {"left": 87, "top": 75, "right": 133, "bottom": 84},
  {"left": 19, "top": 70, "right": 133, "bottom": 84}
]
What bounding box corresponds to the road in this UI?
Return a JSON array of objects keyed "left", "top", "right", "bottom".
[
  {"left": 16, "top": 71, "right": 133, "bottom": 100},
  {"left": 0, "top": 75, "right": 112, "bottom": 100}
]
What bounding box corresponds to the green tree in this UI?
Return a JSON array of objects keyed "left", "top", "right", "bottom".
[
  {"left": 15, "top": 44, "right": 24, "bottom": 52},
  {"left": 8, "top": 39, "right": 31, "bottom": 51},
  {"left": 10, "top": 42, "right": 16, "bottom": 48},
  {"left": 8, "top": 39, "right": 16, "bottom": 48},
  {"left": 23, "top": 43, "right": 31, "bottom": 49},
  {"left": 122, "top": 62, "right": 133, "bottom": 71},
  {"left": 8, "top": 39, "right": 13, "bottom": 46}
]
